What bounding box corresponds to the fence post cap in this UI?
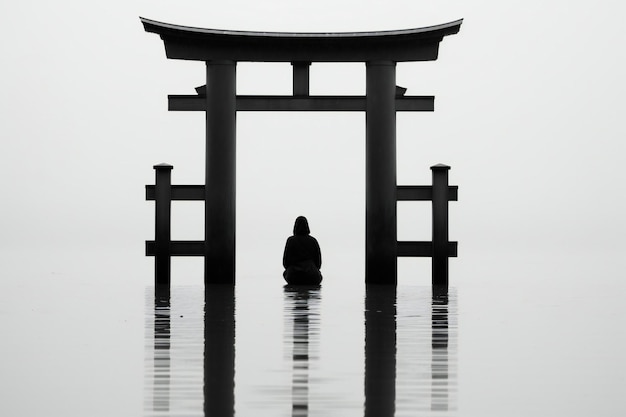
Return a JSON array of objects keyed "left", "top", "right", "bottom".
[
  {"left": 153, "top": 163, "right": 174, "bottom": 170},
  {"left": 431, "top": 163, "right": 451, "bottom": 170}
]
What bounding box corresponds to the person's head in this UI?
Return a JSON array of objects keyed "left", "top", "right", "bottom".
[{"left": 293, "top": 216, "right": 310, "bottom": 236}]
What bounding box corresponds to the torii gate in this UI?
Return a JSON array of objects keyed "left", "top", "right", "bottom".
[{"left": 141, "top": 17, "right": 461, "bottom": 288}]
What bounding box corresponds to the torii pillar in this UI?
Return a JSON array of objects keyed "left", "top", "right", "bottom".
[
  {"left": 204, "top": 61, "right": 237, "bottom": 284},
  {"left": 366, "top": 61, "right": 397, "bottom": 284}
]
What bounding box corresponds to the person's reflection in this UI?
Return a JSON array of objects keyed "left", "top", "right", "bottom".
[
  {"left": 431, "top": 294, "right": 450, "bottom": 411},
  {"left": 364, "top": 285, "right": 397, "bottom": 417},
  {"left": 204, "top": 285, "right": 236, "bottom": 417},
  {"left": 153, "top": 293, "right": 171, "bottom": 413},
  {"left": 284, "top": 285, "right": 321, "bottom": 417}
]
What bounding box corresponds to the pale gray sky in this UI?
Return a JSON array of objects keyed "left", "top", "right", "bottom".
[{"left": 1, "top": 0, "right": 625, "bottom": 281}]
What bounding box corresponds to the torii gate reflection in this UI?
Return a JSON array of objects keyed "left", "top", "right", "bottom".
[
  {"left": 141, "top": 18, "right": 462, "bottom": 287},
  {"left": 148, "top": 287, "right": 457, "bottom": 416}
]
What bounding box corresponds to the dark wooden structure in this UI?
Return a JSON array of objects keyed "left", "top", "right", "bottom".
[{"left": 142, "top": 17, "right": 461, "bottom": 287}]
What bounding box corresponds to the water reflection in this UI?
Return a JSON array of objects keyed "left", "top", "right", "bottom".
[
  {"left": 431, "top": 295, "right": 450, "bottom": 412},
  {"left": 204, "top": 286, "right": 235, "bottom": 416},
  {"left": 283, "top": 285, "right": 321, "bottom": 417},
  {"left": 145, "top": 285, "right": 455, "bottom": 416},
  {"left": 152, "top": 295, "right": 170, "bottom": 413},
  {"left": 364, "top": 285, "right": 397, "bottom": 417},
  {"left": 145, "top": 287, "right": 235, "bottom": 417},
  {"left": 365, "top": 286, "right": 457, "bottom": 416}
]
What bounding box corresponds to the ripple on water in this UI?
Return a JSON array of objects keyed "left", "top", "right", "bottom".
[{"left": 144, "top": 284, "right": 458, "bottom": 417}]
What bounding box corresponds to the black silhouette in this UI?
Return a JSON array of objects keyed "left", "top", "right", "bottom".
[
  {"left": 142, "top": 17, "right": 462, "bottom": 285},
  {"left": 283, "top": 216, "right": 323, "bottom": 285}
]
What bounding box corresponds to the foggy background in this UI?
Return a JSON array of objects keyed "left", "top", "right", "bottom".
[
  {"left": 1, "top": 1, "right": 624, "bottom": 280},
  {"left": 1, "top": 1, "right": 625, "bottom": 416}
]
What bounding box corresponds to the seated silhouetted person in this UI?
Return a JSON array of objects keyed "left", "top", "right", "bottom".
[{"left": 283, "top": 216, "right": 323, "bottom": 285}]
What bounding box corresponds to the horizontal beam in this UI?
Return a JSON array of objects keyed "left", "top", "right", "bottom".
[
  {"left": 146, "top": 240, "right": 205, "bottom": 256},
  {"left": 396, "top": 185, "right": 458, "bottom": 201},
  {"left": 147, "top": 240, "right": 459, "bottom": 257},
  {"left": 146, "top": 185, "right": 205, "bottom": 201},
  {"left": 141, "top": 17, "right": 462, "bottom": 63},
  {"left": 168, "top": 95, "right": 434, "bottom": 112},
  {"left": 397, "top": 241, "right": 458, "bottom": 257}
]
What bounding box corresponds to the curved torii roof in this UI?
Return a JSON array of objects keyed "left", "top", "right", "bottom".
[{"left": 140, "top": 17, "right": 462, "bottom": 62}]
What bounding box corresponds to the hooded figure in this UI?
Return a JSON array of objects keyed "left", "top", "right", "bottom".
[{"left": 282, "top": 216, "right": 322, "bottom": 285}]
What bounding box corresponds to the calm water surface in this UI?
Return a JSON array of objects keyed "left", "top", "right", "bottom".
[
  {"left": 2, "top": 250, "right": 625, "bottom": 416},
  {"left": 144, "top": 283, "right": 457, "bottom": 417}
]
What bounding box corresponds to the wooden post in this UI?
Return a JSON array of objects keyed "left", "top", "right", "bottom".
[
  {"left": 365, "top": 61, "right": 397, "bottom": 284},
  {"left": 154, "top": 163, "right": 173, "bottom": 290},
  {"left": 205, "top": 60, "right": 237, "bottom": 284},
  {"left": 431, "top": 164, "right": 450, "bottom": 292},
  {"left": 292, "top": 61, "right": 311, "bottom": 96}
]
